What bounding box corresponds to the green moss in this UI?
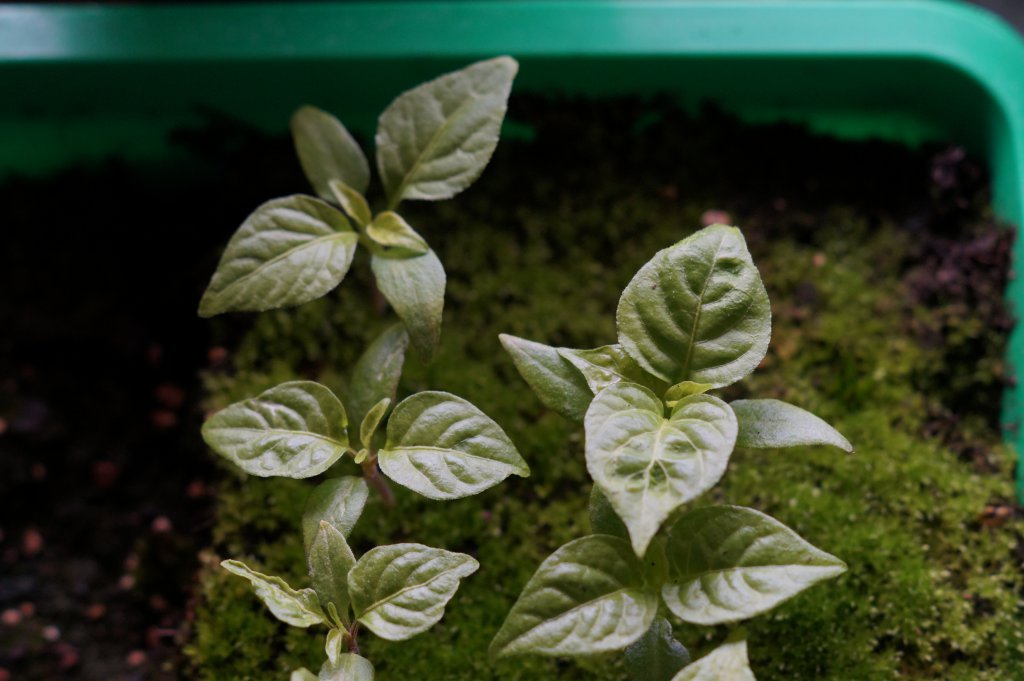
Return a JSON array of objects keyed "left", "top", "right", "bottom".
[{"left": 188, "top": 101, "right": 1023, "bottom": 679}]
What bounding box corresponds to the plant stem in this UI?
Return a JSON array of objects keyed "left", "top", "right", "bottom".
[
  {"left": 361, "top": 456, "right": 395, "bottom": 508},
  {"left": 347, "top": 621, "right": 361, "bottom": 654}
]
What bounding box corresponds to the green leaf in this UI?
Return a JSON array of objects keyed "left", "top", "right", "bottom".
[
  {"left": 559, "top": 344, "right": 667, "bottom": 395},
  {"left": 292, "top": 669, "right": 318, "bottom": 681},
  {"left": 308, "top": 521, "right": 356, "bottom": 621},
  {"left": 328, "top": 179, "right": 372, "bottom": 228},
  {"left": 366, "top": 211, "right": 429, "bottom": 256},
  {"left": 616, "top": 224, "right": 771, "bottom": 387},
  {"left": 347, "top": 323, "right": 409, "bottom": 436},
  {"left": 663, "top": 381, "right": 714, "bottom": 406},
  {"left": 731, "top": 399, "right": 852, "bottom": 452},
  {"left": 221, "top": 559, "right": 325, "bottom": 627},
  {"left": 585, "top": 383, "right": 737, "bottom": 556},
  {"left": 202, "top": 381, "right": 349, "bottom": 478},
  {"left": 670, "top": 637, "right": 756, "bottom": 681},
  {"left": 348, "top": 543, "right": 478, "bottom": 640},
  {"left": 490, "top": 535, "right": 658, "bottom": 657},
  {"left": 662, "top": 505, "right": 846, "bottom": 625},
  {"left": 379, "top": 391, "right": 529, "bottom": 499},
  {"left": 589, "top": 486, "right": 629, "bottom": 540},
  {"left": 302, "top": 477, "right": 369, "bottom": 552},
  {"left": 371, "top": 250, "right": 445, "bottom": 359},
  {"left": 198, "top": 195, "right": 359, "bottom": 317},
  {"left": 625, "top": 618, "right": 691, "bottom": 681},
  {"left": 498, "top": 334, "right": 592, "bottom": 422},
  {"left": 376, "top": 56, "right": 518, "bottom": 206},
  {"left": 319, "top": 653, "right": 374, "bottom": 681},
  {"left": 291, "top": 105, "right": 370, "bottom": 197},
  {"left": 324, "top": 628, "right": 346, "bottom": 666},
  {"left": 360, "top": 397, "right": 391, "bottom": 449}
]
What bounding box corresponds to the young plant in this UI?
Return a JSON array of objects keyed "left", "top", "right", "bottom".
[
  {"left": 222, "top": 475, "right": 478, "bottom": 680},
  {"left": 493, "top": 224, "right": 853, "bottom": 678},
  {"left": 197, "top": 56, "right": 518, "bottom": 359}
]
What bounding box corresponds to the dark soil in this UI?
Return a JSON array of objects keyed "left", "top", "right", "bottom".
[{"left": 0, "top": 95, "right": 1016, "bottom": 679}]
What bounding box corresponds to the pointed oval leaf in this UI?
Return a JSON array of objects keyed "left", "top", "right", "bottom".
[
  {"left": 378, "top": 391, "right": 529, "bottom": 500},
  {"left": 324, "top": 628, "right": 346, "bottom": 667},
  {"left": 292, "top": 669, "right": 318, "bottom": 681},
  {"left": 308, "top": 521, "right": 356, "bottom": 621},
  {"left": 376, "top": 56, "right": 518, "bottom": 205},
  {"left": 199, "top": 195, "right": 359, "bottom": 317},
  {"left": 731, "top": 399, "right": 852, "bottom": 452},
  {"left": 664, "top": 381, "right": 714, "bottom": 406},
  {"left": 202, "top": 381, "right": 348, "bottom": 479},
  {"left": 559, "top": 345, "right": 668, "bottom": 396},
  {"left": 292, "top": 105, "right": 370, "bottom": 197},
  {"left": 347, "top": 323, "right": 409, "bottom": 435},
  {"left": 499, "top": 334, "right": 592, "bottom": 422},
  {"left": 589, "top": 486, "right": 629, "bottom": 540},
  {"left": 221, "top": 559, "right": 325, "bottom": 627},
  {"left": 625, "top": 618, "right": 691, "bottom": 681},
  {"left": 360, "top": 397, "right": 391, "bottom": 449},
  {"left": 348, "top": 543, "right": 478, "bottom": 641},
  {"left": 319, "top": 653, "right": 374, "bottom": 681},
  {"left": 490, "top": 535, "right": 658, "bottom": 657},
  {"left": 371, "top": 250, "right": 445, "bottom": 359},
  {"left": 366, "top": 211, "right": 429, "bottom": 256},
  {"left": 616, "top": 225, "right": 771, "bottom": 387},
  {"left": 671, "top": 638, "right": 756, "bottom": 681},
  {"left": 303, "top": 476, "right": 370, "bottom": 552},
  {"left": 662, "top": 505, "right": 846, "bottom": 625},
  {"left": 586, "top": 383, "right": 737, "bottom": 556},
  {"left": 328, "top": 179, "right": 372, "bottom": 228}
]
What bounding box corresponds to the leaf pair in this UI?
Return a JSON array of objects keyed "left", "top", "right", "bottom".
[
  {"left": 202, "top": 380, "right": 529, "bottom": 499},
  {"left": 199, "top": 56, "right": 519, "bottom": 359},
  {"left": 491, "top": 506, "right": 845, "bottom": 664}
]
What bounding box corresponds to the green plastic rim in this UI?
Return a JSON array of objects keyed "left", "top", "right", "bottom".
[{"left": 3, "top": 0, "right": 1024, "bottom": 496}]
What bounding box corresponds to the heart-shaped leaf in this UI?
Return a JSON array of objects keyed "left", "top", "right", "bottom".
[
  {"left": 302, "top": 477, "right": 369, "bottom": 552},
  {"left": 662, "top": 505, "right": 846, "bottom": 625},
  {"left": 731, "top": 399, "right": 852, "bottom": 452},
  {"left": 378, "top": 391, "right": 529, "bottom": 499},
  {"left": 616, "top": 225, "right": 771, "bottom": 387},
  {"left": 585, "top": 383, "right": 737, "bottom": 556},
  {"left": 221, "top": 559, "right": 325, "bottom": 627},
  {"left": 347, "top": 323, "right": 409, "bottom": 436},
  {"left": 348, "top": 543, "right": 478, "bottom": 640},
  {"left": 670, "top": 637, "right": 756, "bottom": 681},
  {"left": 202, "top": 381, "right": 348, "bottom": 479},
  {"left": 376, "top": 56, "right": 518, "bottom": 206},
  {"left": 559, "top": 344, "right": 667, "bottom": 395},
  {"left": 371, "top": 250, "right": 445, "bottom": 359},
  {"left": 292, "top": 105, "right": 370, "bottom": 197},
  {"left": 366, "top": 211, "right": 429, "bottom": 256},
  {"left": 307, "top": 521, "right": 356, "bottom": 621},
  {"left": 328, "top": 179, "right": 372, "bottom": 228},
  {"left": 625, "top": 618, "right": 691, "bottom": 681},
  {"left": 319, "top": 653, "right": 374, "bottom": 681},
  {"left": 490, "top": 534, "right": 658, "bottom": 657},
  {"left": 198, "top": 196, "right": 359, "bottom": 317},
  {"left": 360, "top": 398, "right": 391, "bottom": 449},
  {"left": 498, "top": 334, "right": 592, "bottom": 422}
]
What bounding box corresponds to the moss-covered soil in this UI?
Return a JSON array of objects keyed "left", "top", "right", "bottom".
[{"left": 190, "top": 97, "right": 1023, "bottom": 679}]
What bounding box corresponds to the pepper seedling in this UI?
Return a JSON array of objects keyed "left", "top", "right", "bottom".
[{"left": 494, "top": 224, "right": 852, "bottom": 678}]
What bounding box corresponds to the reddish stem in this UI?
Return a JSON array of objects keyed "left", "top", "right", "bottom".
[{"left": 361, "top": 456, "right": 395, "bottom": 508}]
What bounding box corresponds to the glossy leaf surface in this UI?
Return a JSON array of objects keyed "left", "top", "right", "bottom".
[
  {"left": 586, "top": 383, "right": 737, "bottom": 556},
  {"left": 302, "top": 477, "right": 369, "bottom": 552},
  {"left": 731, "top": 399, "right": 852, "bottom": 451},
  {"left": 499, "top": 334, "right": 592, "bottom": 422},
  {"left": 559, "top": 344, "right": 667, "bottom": 395},
  {"left": 198, "top": 196, "right": 358, "bottom": 317},
  {"left": 307, "top": 521, "right": 356, "bottom": 621},
  {"left": 366, "top": 211, "right": 429, "bottom": 256},
  {"left": 490, "top": 534, "right": 657, "bottom": 657},
  {"left": 221, "top": 560, "right": 324, "bottom": 627},
  {"left": 376, "top": 56, "right": 517, "bottom": 204},
  {"left": 202, "top": 381, "right": 348, "bottom": 479},
  {"left": 671, "top": 638, "right": 756, "bottom": 681},
  {"left": 328, "top": 179, "right": 372, "bottom": 228},
  {"left": 348, "top": 543, "right": 478, "bottom": 640},
  {"left": 379, "top": 391, "right": 529, "bottom": 499},
  {"left": 347, "top": 323, "right": 409, "bottom": 435},
  {"left": 319, "top": 653, "right": 374, "bottom": 681},
  {"left": 292, "top": 105, "right": 370, "bottom": 197},
  {"left": 662, "top": 506, "right": 846, "bottom": 625},
  {"left": 625, "top": 618, "right": 691, "bottom": 681},
  {"left": 359, "top": 398, "right": 391, "bottom": 449},
  {"left": 616, "top": 225, "right": 770, "bottom": 387},
  {"left": 371, "top": 250, "right": 445, "bottom": 358}
]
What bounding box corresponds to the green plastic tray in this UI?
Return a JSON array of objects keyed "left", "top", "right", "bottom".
[{"left": 4, "top": 0, "right": 1024, "bottom": 495}]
